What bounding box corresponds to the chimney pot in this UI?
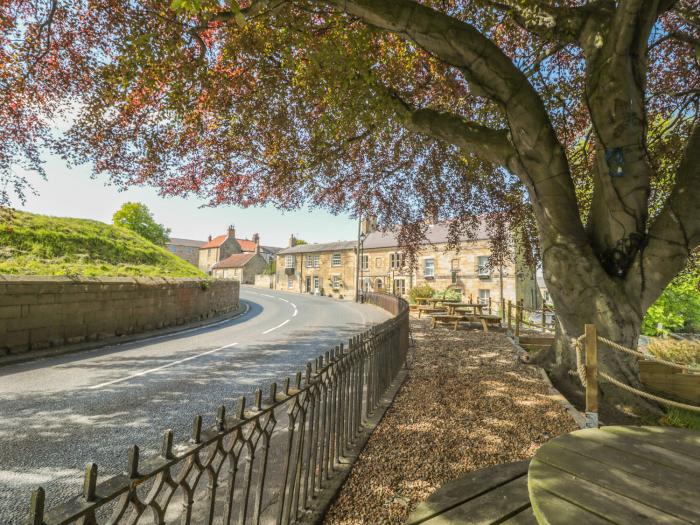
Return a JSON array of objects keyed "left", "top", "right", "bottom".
[{"left": 208, "top": 235, "right": 212, "bottom": 242}]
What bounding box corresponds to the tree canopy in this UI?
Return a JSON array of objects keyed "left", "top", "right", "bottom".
[
  {"left": 2, "top": 0, "right": 699, "bottom": 389},
  {"left": 112, "top": 202, "right": 171, "bottom": 246}
]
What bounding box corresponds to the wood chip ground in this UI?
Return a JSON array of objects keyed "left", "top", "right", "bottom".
[{"left": 323, "top": 318, "right": 578, "bottom": 524}]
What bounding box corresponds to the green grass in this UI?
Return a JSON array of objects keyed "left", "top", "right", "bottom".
[
  {"left": 0, "top": 210, "right": 205, "bottom": 278},
  {"left": 662, "top": 407, "right": 700, "bottom": 431}
]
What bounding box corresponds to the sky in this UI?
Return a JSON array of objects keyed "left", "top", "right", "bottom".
[{"left": 15, "top": 152, "right": 358, "bottom": 248}]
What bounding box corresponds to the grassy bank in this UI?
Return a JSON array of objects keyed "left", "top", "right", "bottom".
[{"left": 0, "top": 210, "right": 205, "bottom": 278}]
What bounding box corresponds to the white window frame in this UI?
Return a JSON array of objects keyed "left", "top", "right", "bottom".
[
  {"left": 390, "top": 252, "right": 404, "bottom": 270},
  {"left": 375, "top": 278, "right": 383, "bottom": 290},
  {"left": 423, "top": 258, "right": 435, "bottom": 278},
  {"left": 285, "top": 255, "right": 295, "bottom": 269},
  {"left": 313, "top": 276, "right": 320, "bottom": 292},
  {"left": 331, "top": 275, "right": 341, "bottom": 288},
  {"left": 478, "top": 289, "right": 490, "bottom": 305},
  {"left": 287, "top": 277, "right": 293, "bottom": 289},
  {"left": 313, "top": 254, "right": 320, "bottom": 269},
  {"left": 361, "top": 254, "right": 369, "bottom": 270},
  {"left": 477, "top": 256, "right": 490, "bottom": 277},
  {"left": 393, "top": 278, "right": 406, "bottom": 296},
  {"left": 305, "top": 255, "right": 313, "bottom": 268},
  {"left": 331, "top": 253, "right": 341, "bottom": 267}
]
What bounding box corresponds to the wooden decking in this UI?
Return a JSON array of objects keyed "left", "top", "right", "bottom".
[
  {"left": 406, "top": 426, "right": 700, "bottom": 524},
  {"left": 406, "top": 461, "right": 535, "bottom": 524}
]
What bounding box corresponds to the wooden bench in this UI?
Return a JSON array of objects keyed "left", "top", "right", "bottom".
[
  {"left": 407, "top": 460, "right": 534, "bottom": 524},
  {"left": 431, "top": 314, "right": 464, "bottom": 330},
  {"left": 417, "top": 306, "right": 446, "bottom": 319}
]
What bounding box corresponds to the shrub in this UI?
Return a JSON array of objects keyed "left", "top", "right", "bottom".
[
  {"left": 642, "top": 269, "right": 700, "bottom": 335},
  {"left": 647, "top": 339, "right": 700, "bottom": 368},
  {"left": 435, "top": 288, "right": 463, "bottom": 302},
  {"left": 409, "top": 284, "right": 435, "bottom": 304}
]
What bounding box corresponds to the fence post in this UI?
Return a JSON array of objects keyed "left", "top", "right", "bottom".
[
  {"left": 541, "top": 304, "right": 546, "bottom": 333},
  {"left": 584, "top": 324, "right": 599, "bottom": 428},
  {"left": 515, "top": 303, "right": 520, "bottom": 339},
  {"left": 29, "top": 487, "right": 45, "bottom": 525},
  {"left": 507, "top": 300, "right": 512, "bottom": 332},
  {"left": 488, "top": 297, "right": 492, "bottom": 315}
]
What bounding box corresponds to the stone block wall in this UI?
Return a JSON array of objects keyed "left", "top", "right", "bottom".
[{"left": 0, "top": 276, "right": 240, "bottom": 357}]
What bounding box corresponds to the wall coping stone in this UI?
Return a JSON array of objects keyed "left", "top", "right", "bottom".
[{"left": 0, "top": 276, "right": 235, "bottom": 285}]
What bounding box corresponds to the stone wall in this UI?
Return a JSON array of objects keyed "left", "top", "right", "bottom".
[
  {"left": 253, "top": 274, "right": 274, "bottom": 289},
  {"left": 0, "top": 276, "right": 240, "bottom": 357}
]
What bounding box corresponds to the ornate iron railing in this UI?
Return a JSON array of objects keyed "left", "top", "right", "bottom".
[{"left": 28, "top": 293, "right": 408, "bottom": 525}]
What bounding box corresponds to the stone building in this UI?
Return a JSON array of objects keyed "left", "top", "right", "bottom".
[
  {"left": 165, "top": 238, "right": 205, "bottom": 266},
  {"left": 277, "top": 235, "right": 357, "bottom": 298},
  {"left": 211, "top": 252, "right": 267, "bottom": 283},
  {"left": 275, "top": 220, "right": 540, "bottom": 309},
  {"left": 198, "top": 226, "right": 281, "bottom": 274}
]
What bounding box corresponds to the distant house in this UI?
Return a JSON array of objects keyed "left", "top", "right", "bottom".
[
  {"left": 198, "top": 226, "right": 282, "bottom": 274},
  {"left": 165, "top": 238, "right": 206, "bottom": 267},
  {"left": 211, "top": 252, "right": 267, "bottom": 283}
]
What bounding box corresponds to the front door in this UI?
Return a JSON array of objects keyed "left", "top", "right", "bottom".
[
  {"left": 313, "top": 276, "right": 320, "bottom": 294},
  {"left": 306, "top": 276, "right": 311, "bottom": 293}
]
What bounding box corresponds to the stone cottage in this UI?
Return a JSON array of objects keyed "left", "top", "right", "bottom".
[{"left": 211, "top": 251, "right": 267, "bottom": 283}]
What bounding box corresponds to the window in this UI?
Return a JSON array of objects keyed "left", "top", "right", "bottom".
[
  {"left": 361, "top": 254, "right": 369, "bottom": 270},
  {"left": 287, "top": 277, "right": 293, "bottom": 289},
  {"left": 362, "top": 277, "right": 371, "bottom": 291},
  {"left": 390, "top": 252, "right": 404, "bottom": 270},
  {"left": 169, "top": 245, "right": 177, "bottom": 253},
  {"left": 331, "top": 253, "right": 341, "bottom": 267},
  {"left": 375, "top": 257, "right": 382, "bottom": 268},
  {"left": 393, "top": 278, "right": 406, "bottom": 296},
  {"left": 331, "top": 275, "right": 341, "bottom": 288},
  {"left": 313, "top": 254, "right": 320, "bottom": 268},
  {"left": 451, "top": 270, "right": 459, "bottom": 284},
  {"left": 423, "top": 258, "right": 435, "bottom": 278},
  {"left": 451, "top": 258, "right": 460, "bottom": 270},
  {"left": 477, "top": 256, "right": 490, "bottom": 277},
  {"left": 305, "top": 255, "right": 313, "bottom": 268},
  {"left": 478, "top": 289, "right": 490, "bottom": 305},
  {"left": 376, "top": 278, "right": 383, "bottom": 290},
  {"left": 285, "top": 255, "right": 295, "bottom": 269}
]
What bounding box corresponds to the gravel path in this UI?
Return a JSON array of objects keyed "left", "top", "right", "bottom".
[{"left": 324, "top": 319, "right": 578, "bottom": 524}]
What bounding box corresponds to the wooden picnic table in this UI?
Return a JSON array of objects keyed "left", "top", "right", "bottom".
[
  {"left": 528, "top": 425, "right": 700, "bottom": 524},
  {"left": 450, "top": 303, "right": 485, "bottom": 315},
  {"left": 414, "top": 296, "right": 433, "bottom": 305}
]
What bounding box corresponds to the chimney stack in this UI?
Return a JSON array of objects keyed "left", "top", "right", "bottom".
[
  {"left": 288, "top": 234, "right": 296, "bottom": 248},
  {"left": 253, "top": 233, "right": 260, "bottom": 254},
  {"left": 208, "top": 235, "right": 212, "bottom": 241},
  {"left": 227, "top": 224, "right": 236, "bottom": 238}
]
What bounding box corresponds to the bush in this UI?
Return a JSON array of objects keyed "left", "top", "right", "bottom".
[
  {"left": 642, "top": 269, "right": 700, "bottom": 335},
  {"left": 409, "top": 284, "right": 435, "bottom": 304},
  {"left": 435, "top": 288, "right": 463, "bottom": 302},
  {"left": 647, "top": 339, "right": 700, "bottom": 368}
]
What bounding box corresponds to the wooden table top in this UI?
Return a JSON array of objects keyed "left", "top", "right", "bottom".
[{"left": 528, "top": 425, "right": 700, "bottom": 524}]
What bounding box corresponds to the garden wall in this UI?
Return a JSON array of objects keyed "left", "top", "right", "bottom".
[{"left": 0, "top": 276, "right": 239, "bottom": 358}]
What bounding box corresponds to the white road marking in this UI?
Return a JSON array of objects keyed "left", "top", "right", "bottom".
[
  {"left": 262, "top": 319, "right": 290, "bottom": 334},
  {"left": 279, "top": 298, "right": 289, "bottom": 303},
  {"left": 291, "top": 303, "right": 298, "bottom": 317},
  {"left": 87, "top": 343, "right": 239, "bottom": 390},
  {"left": 261, "top": 294, "right": 274, "bottom": 298}
]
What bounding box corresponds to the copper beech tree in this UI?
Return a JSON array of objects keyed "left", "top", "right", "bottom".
[{"left": 2, "top": 0, "right": 698, "bottom": 410}]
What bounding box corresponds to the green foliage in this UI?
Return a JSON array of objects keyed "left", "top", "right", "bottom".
[
  {"left": 435, "top": 288, "right": 463, "bottom": 302},
  {"left": 409, "top": 284, "right": 435, "bottom": 304},
  {"left": 112, "top": 202, "right": 171, "bottom": 246},
  {"left": 663, "top": 407, "right": 700, "bottom": 431},
  {"left": 0, "top": 210, "right": 204, "bottom": 278},
  {"left": 647, "top": 339, "right": 700, "bottom": 368},
  {"left": 263, "top": 260, "right": 276, "bottom": 275},
  {"left": 294, "top": 239, "right": 308, "bottom": 246},
  {"left": 642, "top": 269, "right": 700, "bottom": 335}
]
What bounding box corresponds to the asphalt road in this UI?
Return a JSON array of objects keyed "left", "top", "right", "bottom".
[{"left": 0, "top": 286, "right": 390, "bottom": 523}]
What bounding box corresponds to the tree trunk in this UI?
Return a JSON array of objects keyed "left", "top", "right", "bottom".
[{"left": 544, "top": 247, "right": 662, "bottom": 417}]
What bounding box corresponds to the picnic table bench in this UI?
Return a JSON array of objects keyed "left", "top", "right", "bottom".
[
  {"left": 417, "top": 305, "right": 446, "bottom": 319},
  {"left": 431, "top": 313, "right": 496, "bottom": 332}
]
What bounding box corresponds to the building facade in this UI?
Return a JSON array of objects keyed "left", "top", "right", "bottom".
[
  {"left": 198, "top": 226, "right": 281, "bottom": 274},
  {"left": 211, "top": 252, "right": 268, "bottom": 283},
  {"left": 275, "top": 221, "right": 541, "bottom": 309},
  {"left": 165, "top": 238, "right": 205, "bottom": 266}
]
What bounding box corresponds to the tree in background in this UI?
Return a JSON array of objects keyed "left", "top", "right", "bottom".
[
  {"left": 112, "top": 203, "right": 170, "bottom": 246},
  {"left": 643, "top": 268, "right": 700, "bottom": 336},
  {"left": 294, "top": 239, "right": 308, "bottom": 246},
  {"left": 2, "top": 0, "right": 698, "bottom": 410}
]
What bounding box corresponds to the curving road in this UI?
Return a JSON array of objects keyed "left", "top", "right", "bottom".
[{"left": 0, "top": 286, "right": 391, "bottom": 523}]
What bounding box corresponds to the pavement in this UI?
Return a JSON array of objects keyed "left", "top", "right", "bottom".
[{"left": 0, "top": 286, "right": 390, "bottom": 523}]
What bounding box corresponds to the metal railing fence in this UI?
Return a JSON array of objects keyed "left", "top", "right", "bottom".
[{"left": 28, "top": 294, "right": 408, "bottom": 525}]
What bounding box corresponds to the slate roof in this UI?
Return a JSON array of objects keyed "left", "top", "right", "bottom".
[
  {"left": 278, "top": 240, "right": 358, "bottom": 255},
  {"left": 200, "top": 234, "right": 229, "bottom": 249},
  {"left": 213, "top": 253, "right": 257, "bottom": 269},
  {"left": 167, "top": 238, "right": 206, "bottom": 248},
  {"left": 362, "top": 220, "right": 490, "bottom": 249}
]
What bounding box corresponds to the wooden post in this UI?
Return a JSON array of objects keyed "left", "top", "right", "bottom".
[
  {"left": 469, "top": 292, "right": 473, "bottom": 303},
  {"left": 515, "top": 303, "right": 521, "bottom": 338},
  {"left": 541, "top": 304, "right": 546, "bottom": 333},
  {"left": 507, "top": 300, "right": 512, "bottom": 331},
  {"left": 585, "top": 324, "right": 599, "bottom": 428},
  {"left": 488, "top": 296, "right": 492, "bottom": 315}
]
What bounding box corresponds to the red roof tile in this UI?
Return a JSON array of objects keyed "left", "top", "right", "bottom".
[
  {"left": 200, "top": 234, "right": 228, "bottom": 249},
  {"left": 213, "top": 253, "right": 257, "bottom": 269},
  {"left": 237, "top": 239, "right": 257, "bottom": 252}
]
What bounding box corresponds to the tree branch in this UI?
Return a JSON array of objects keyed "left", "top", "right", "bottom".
[{"left": 631, "top": 119, "right": 700, "bottom": 309}]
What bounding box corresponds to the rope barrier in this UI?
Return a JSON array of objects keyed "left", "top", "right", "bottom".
[
  {"left": 571, "top": 332, "right": 700, "bottom": 413},
  {"left": 596, "top": 335, "right": 691, "bottom": 372}
]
